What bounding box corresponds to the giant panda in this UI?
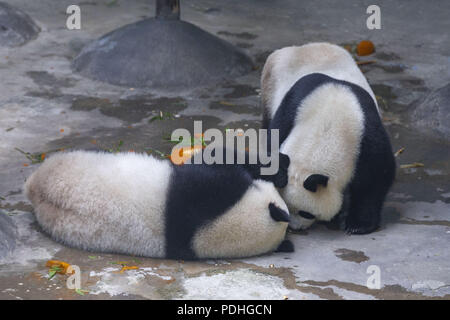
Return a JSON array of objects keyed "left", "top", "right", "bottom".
[
  {"left": 261, "top": 42, "right": 396, "bottom": 234},
  {"left": 25, "top": 150, "right": 293, "bottom": 260}
]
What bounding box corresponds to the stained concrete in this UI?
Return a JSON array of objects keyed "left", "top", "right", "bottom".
[
  {"left": 0, "top": 0, "right": 449, "bottom": 300},
  {"left": 411, "top": 84, "right": 450, "bottom": 139}
]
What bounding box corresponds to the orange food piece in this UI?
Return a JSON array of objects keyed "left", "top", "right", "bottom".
[
  {"left": 120, "top": 266, "right": 139, "bottom": 273},
  {"left": 60, "top": 129, "right": 64, "bottom": 133},
  {"left": 41, "top": 153, "right": 46, "bottom": 161},
  {"left": 23, "top": 163, "right": 29, "bottom": 167},
  {"left": 170, "top": 145, "right": 203, "bottom": 165},
  {"left": 357, "top": 40, "right": 375, "bottom": 56},
  {"left": 46, "top": 260, "right": 72, "bottom": 274}
]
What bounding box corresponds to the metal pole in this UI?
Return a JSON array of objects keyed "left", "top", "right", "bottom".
[{"left": 156, "top": 0, "right": 180, "bottom": 20}]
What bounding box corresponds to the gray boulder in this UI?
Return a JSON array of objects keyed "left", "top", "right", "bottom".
[
  {"left": 72, "top": 18, "right": 253, "bottom": 90},
  {"left": 0, "top": 2, "right": 40, "bottom": 47},
  {"left": 411, "top": 84, "right": 450, "bottom": 140}
]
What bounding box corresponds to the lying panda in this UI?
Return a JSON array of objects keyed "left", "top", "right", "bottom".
[
  {"left": 261, "top": 42, "right": 396, "bottom": 234},
  {"left": 25, "top": 150, "right": 293, "bottom": 260}
]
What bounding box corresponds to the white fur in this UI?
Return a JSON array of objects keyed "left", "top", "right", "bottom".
[
  {"left": 25, "top": 151, "right": 171, "bottom": 257},
  {"left": 261, "top": 43, "right": 369, "bottom": 228},
  {"left": 288, "top": 214, "right": 315, "bottom": 231},
  {"left": 25, "top": 151, "right": 289, "bottom": 258},
  {"left": 261, "top": 42, "right": 378, "bottom": 120},
  {"left": 280, "top": 84, "right": 364, "bottom": 222},
  {"left": 193, "top": 180, "right": 289, "bottom": 259}
]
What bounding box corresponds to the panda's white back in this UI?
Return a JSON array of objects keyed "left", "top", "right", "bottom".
[
  {"left": 25, "top": 151, "right": 171, "bottom": 257},
  {"left": 261, "top": 42, "right": 378, "bottom": 119}
]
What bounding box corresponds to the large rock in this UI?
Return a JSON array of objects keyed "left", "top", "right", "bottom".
[
  {"left": 0, "top": 2, "right": 40, "bottom": 47},
  {"left": 411, "top": 84, "right": 450, "bottom": 140},
  {"left": 0, "top": 212, "right": 17, "bottom": 259},
  {"left": 72, "top": 18, "right": 254, "bottom": 90}
]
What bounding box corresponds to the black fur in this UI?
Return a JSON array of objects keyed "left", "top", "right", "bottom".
[
  {"left": 165, "top": 163, "right": 253, "bottom": 260},
  {"left": 267, "top": 73, "right": 396, "bottom": 234},
  {"left": 275, "top": 239, "right": 295, "bottom": 253},
  {"left": 209, "top": 148, "right": 290, "bottom": 188},
  {"left": 267, "top": 74, "right": 332, "bottom": 146},
  {"left": 303, "top": 174, "right": 329, "bottom": 192},
  {"left": 298, "top": 210, "right": 315, "bottom": 220},
  {"left": 269, "top": 203, "right": 290, "bottom": 222}
]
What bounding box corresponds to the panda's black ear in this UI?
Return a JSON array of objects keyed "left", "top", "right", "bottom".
[
  {"left": 303, "top": 174, "right": 329, "bottom": 192},
  {"left": 269, "top": 203, "right": 290, "bottom": 223}
]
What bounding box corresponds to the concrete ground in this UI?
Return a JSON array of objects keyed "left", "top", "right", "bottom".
[{"left": 0, "top": 0, "right": 449, "bottom": 300}]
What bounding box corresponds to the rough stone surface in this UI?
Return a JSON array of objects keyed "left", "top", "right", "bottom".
[
  {"left": 0, "top": 0, "right": 449, "bottom": 300},
  {"left": 73, "top": 18, "right": 253, "bottom": 91},
  {"left": 0, "top": 2, "right": 40, "bottom": 47},
  {"left": 411, "top": 84, "right": 450, "bottom": 140},
  {"left": 0, "top": 213, "right": 17, "bottom": 259}
]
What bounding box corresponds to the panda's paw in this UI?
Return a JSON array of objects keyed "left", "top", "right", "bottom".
[
  {"left": 345, "top": 222, "right": 379, "bottom": 235},
  {"left": 275, "top": 239, "right": 294, "bottom": 253}
]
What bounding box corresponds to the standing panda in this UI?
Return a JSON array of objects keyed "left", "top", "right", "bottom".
[
  {"left": 25, "top": 150, "right": 293, "bottom": 260},
  {"left": 261, "top": 42, "right": 396, "bottom": 234}
]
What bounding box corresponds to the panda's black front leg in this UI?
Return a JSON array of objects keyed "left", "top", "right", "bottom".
[{"left": 345, "top": 188, "right": 385, "bottom": 235}]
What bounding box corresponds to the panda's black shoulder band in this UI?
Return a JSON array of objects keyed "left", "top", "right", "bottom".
[{"left": 269, "top": 203, "right": 290, "bottom": 222}]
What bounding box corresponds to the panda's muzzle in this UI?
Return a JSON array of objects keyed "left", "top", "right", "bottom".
[{"left": 303, "top": 174, "right": 329, "bottom": 192}]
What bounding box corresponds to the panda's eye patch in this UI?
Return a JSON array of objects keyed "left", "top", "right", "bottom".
[
  {"left": 297, "top": 210, "right": 315, "bottom": 220},
  {"left": 303, "top": 174, "right": 329, "bottom": 192},
  {"left": 269, "top": 203, "right": 290, "bottom": 223}
]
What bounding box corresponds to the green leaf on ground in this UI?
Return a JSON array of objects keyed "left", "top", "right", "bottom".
[
  {"left": 149, "top": 111, "right": 175, "bottom": 123},
  {"left": 48, "top": 265, "right": 63, "bottom": 279},
  {"left": 75, "top": 288, "right": 89, "bottom": 296}
]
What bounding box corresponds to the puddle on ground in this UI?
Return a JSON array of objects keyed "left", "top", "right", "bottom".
[
  {"left": 0, "top": 201, "right": 33, "bottom": 213},
  {"left": 301, "top": 279, "right": 449, "bottom": 300},
  {"left": 236, "top": 42, "right": 254, "bottom": 49},
  {"left": 26, "top": 71, "right": 77, "bottom": 88},
  {"left": 223, "top": 84, "right": 258, "bottom": 99},
  {"left": 209, "top": 101, "right": 260, "bottom": 116},
  {"left": 71, "top": 95, "right": 187, "bottom": 123},
  {"left": 334, "top": 249, "right": 369, "bottom": 264}
]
